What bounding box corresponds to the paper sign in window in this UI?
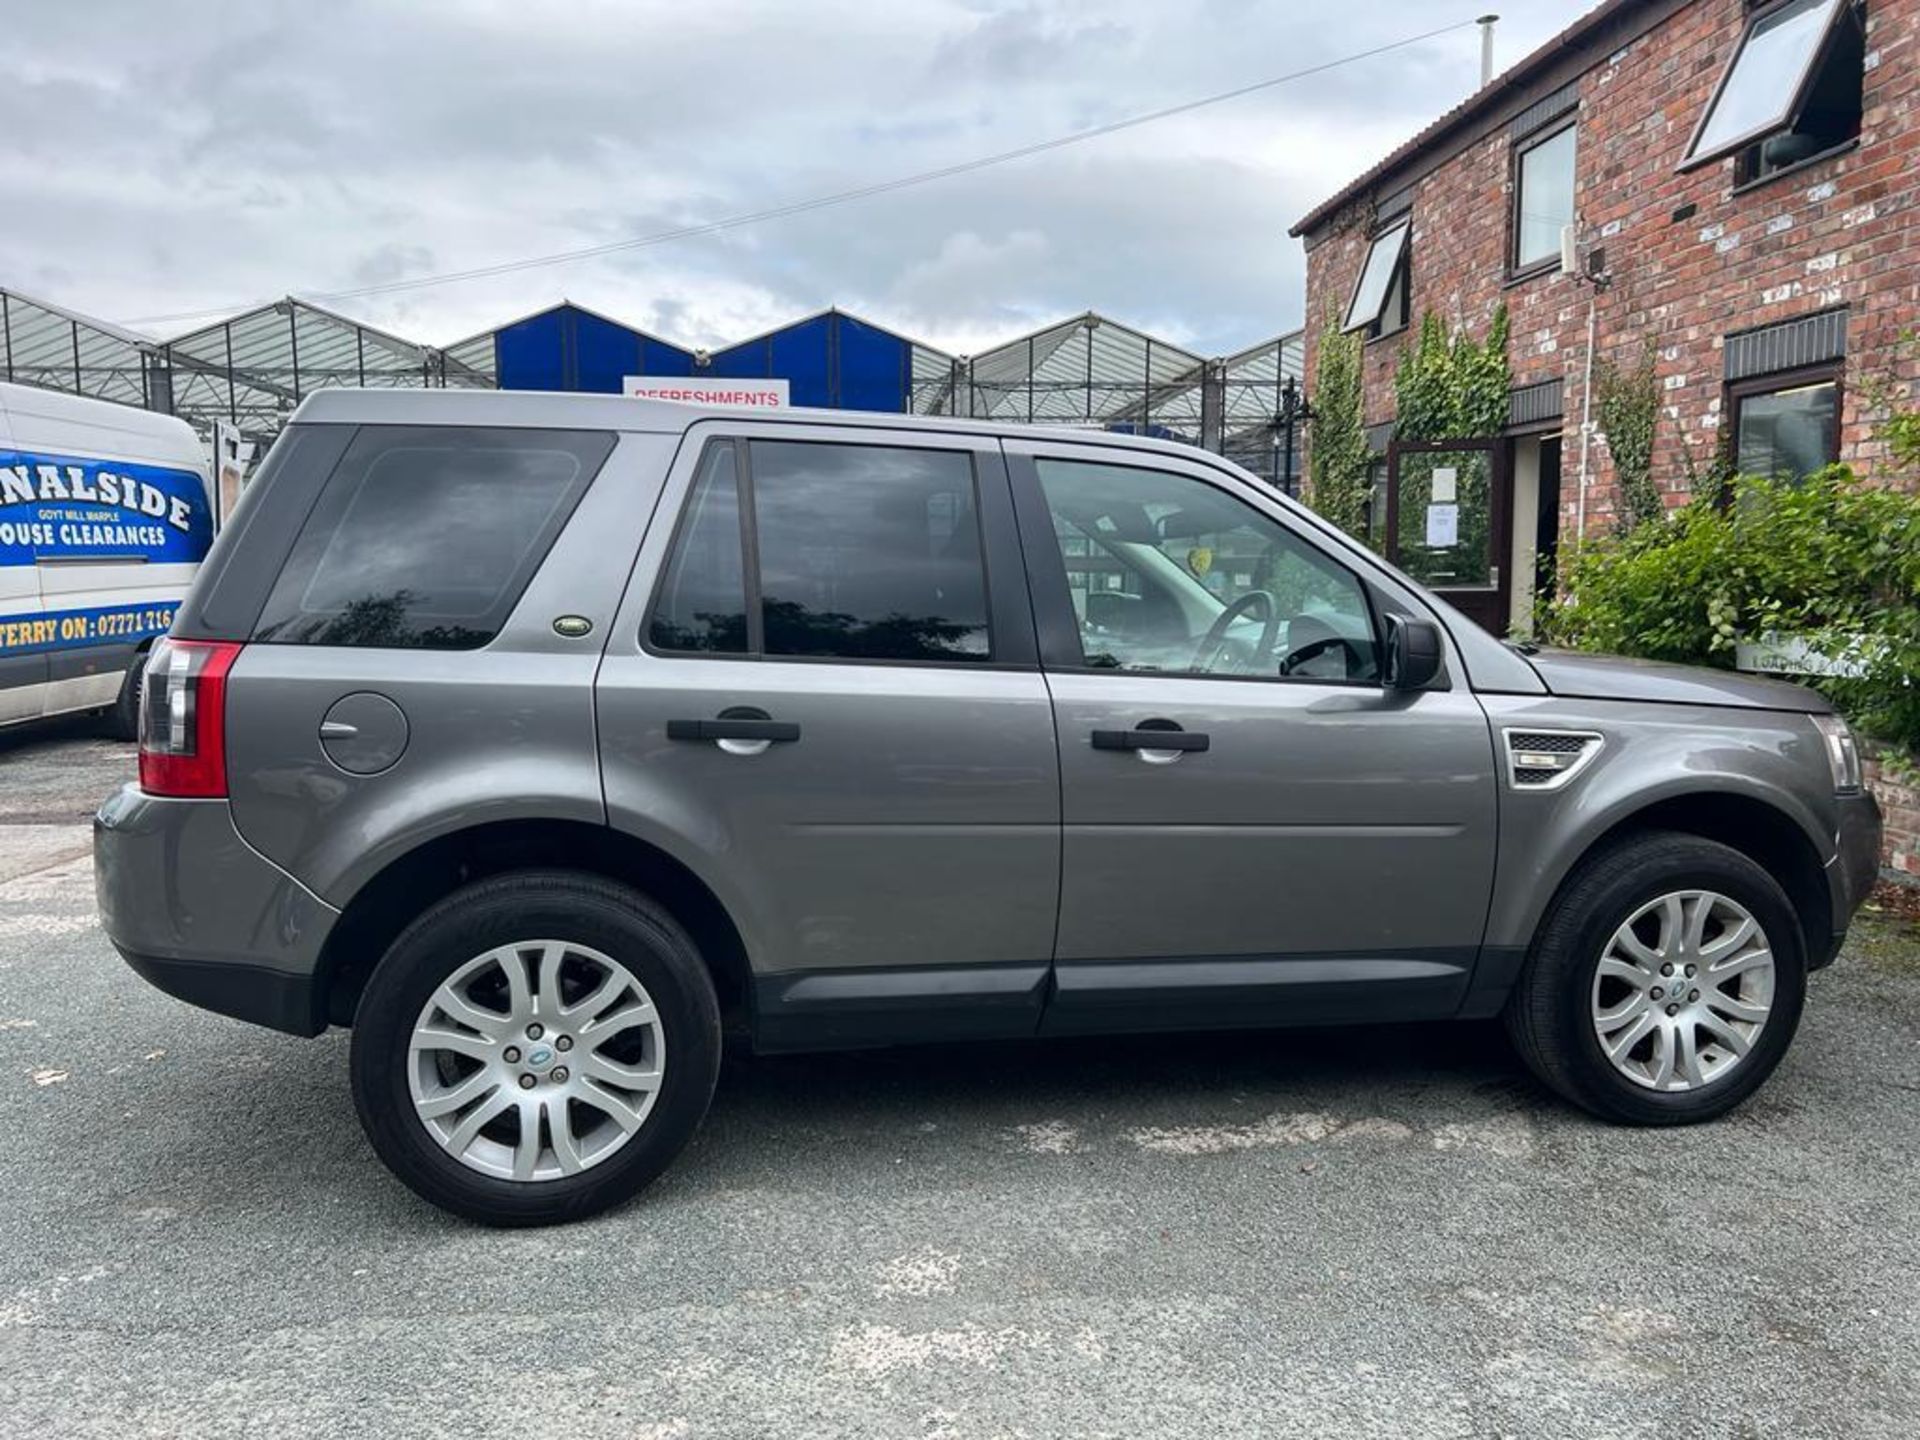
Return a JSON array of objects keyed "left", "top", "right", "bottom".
[
  {"left": 1430, "top": 467, "right": 1457, "bottom": 503},
  {"left": 1425, "top": 503, "right": 1459, "bottom": 548}
]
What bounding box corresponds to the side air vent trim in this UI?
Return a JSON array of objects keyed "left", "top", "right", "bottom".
[{"left": 1502, "top": 728, "right": 1604, "bottom": 791}]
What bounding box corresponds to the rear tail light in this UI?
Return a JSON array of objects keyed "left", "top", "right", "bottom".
[{"left": 138, "top": 639, "right": 243, "bottom": 798}]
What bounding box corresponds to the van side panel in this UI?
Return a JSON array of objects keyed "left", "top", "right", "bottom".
[{"left": 0, "top": 383, "right": 213, "bottom": 723}]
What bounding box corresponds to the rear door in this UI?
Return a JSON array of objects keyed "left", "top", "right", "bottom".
[
  {"left": 596, "top": 421, "right": 1059, "bottom": 1049},
  {"left": 1005, "top": 439, "right": 1498, "bottom": 1032}
]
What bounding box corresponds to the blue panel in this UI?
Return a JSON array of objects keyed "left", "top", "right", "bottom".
[
  {"left": 495, "top": 309, "right": 568, "bottom": 392},
  {"left": 708, "top": 338, "right": 771, "bottom": 379},
  {"left": 640, "top": 337, "right": 695, "bottom": 377},
  {"left": 572, "top": 310, "right": 642, "bottom": 394},
  {"left": 837, "top": 316, "right": 909, "bottom": 413},
  {"left": 770, "top": 315, "right": 833, "bottom": 408}
]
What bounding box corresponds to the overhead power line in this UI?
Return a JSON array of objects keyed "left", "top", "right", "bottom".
[{"left": 124, "top": 18, "right": 1477, "bottom": 329}]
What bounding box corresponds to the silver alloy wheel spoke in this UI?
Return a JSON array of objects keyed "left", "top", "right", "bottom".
[
  {"left": 1590, "top": 888, "right": 1775, "bottom": 1093},
  {"left": 407, "top": 940, "right": 667, "bottom": 1182}
]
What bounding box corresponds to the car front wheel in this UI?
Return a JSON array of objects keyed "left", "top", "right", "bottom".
[
  {"left": 1506, "top": 831, "right": 1806, "bottom": 1125},
  {"left": 349, "top": 871, "right": 722, "bottom": 1225}
]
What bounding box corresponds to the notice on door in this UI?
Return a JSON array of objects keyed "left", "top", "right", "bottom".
[
  {"left": 1430, "top": 466, "right": 1458, "bottom": 503},
  {"left": 1425, "top": 503, "right": 1459, "bottom": 547}
]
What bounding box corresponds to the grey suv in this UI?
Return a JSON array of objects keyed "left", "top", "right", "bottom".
[{"left": 95, "top": 391, "right": 1882, "bottom": 1224}]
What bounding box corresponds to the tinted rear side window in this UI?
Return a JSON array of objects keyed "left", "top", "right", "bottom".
[
  {"left": 647, "top": 442, "right": 747, "bottom": 654},
  {"left": 253, "top": 426, "right": 613, "bottom": 649},
  {"left": 750, "top": 440, "right": 990, "bottom": 662}
]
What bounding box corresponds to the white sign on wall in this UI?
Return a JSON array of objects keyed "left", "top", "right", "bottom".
[{"left": 622, "top": 376, "right": 790, "bottom": 409}]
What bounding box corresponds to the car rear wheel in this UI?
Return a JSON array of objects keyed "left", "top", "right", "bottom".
[
  {"left": 1505, "top": 832, "right": 1806, "bottom": 1125},
  {"left": 349, "top": 871, "right": 721, "bottom": 1225}
]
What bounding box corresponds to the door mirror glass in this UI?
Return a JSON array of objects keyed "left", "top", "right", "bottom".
[{"left": 1386, "top": 614, "right": 1445, "bottom": 690}]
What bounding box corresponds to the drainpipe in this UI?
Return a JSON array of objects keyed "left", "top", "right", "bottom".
[{"left": 1575, "top": 287, "right": 1597, "bottom": 544}]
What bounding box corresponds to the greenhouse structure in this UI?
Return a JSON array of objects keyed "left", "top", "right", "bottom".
[{"left": 0, "top": 286, "right": 1305, "bottom": 490}]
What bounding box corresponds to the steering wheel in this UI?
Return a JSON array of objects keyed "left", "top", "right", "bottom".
[
  {"left": 1277, "top": 629, "right": 1369, "bottom": 679},
  {"left": 1190, "top": 590, "right": 1281, "bottom": 673}
]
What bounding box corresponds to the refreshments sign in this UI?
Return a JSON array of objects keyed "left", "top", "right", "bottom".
[{"left": 622, "top": 377, "right": 790, "bottom": 409}]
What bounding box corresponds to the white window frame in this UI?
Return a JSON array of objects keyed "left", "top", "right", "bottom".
[{"left": 1342, "top": 220, "right": 1411, "bottom": 336}]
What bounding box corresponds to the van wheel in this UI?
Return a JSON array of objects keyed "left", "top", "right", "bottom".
[
  {"left": 107, "top": 651, "right": 147, "bottom": 741},
  {"left": 1505, "top": 832, "right": 1805, "bottom": 1125},
  {"left": 349, "top": 871, "right": 722, "bottom": 1225}
]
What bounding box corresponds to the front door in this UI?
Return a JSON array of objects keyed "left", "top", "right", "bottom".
[
  {"left": 1387, "top": 440, "right": 1509, "bottom": 636},
  {"left": 596, "top": 423, "right": 1061, "bottom": 1048},
  {"left": 1006, "top": 442, "right": 1498, "bottom": 1033}
]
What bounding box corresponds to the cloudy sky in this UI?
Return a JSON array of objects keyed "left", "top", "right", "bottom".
[{"left": 2, "top": 0, "right": 1597, "bottom": 358}]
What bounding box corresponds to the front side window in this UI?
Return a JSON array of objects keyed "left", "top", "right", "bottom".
[
  {"left": 1683, "top": 0, "right": 1862, "bottom": 176},
  {"left": 254, "top": 426, "right": 611, "bottom": 649},
  {"left": 647, "top": 439, "right": 992, "bottom": 664},
  {"left": 1343, "top": 220, "right": 1410, "bottom": 337},
  {"left": 1034, "top": 458, "right": 1379, "bottom": 683},
  {"left": 1513, "top": 123, "right": 1576, "bottom": 272},
  {"left": 1733, "top": 372, "right": 1840, "bottom": 480}
]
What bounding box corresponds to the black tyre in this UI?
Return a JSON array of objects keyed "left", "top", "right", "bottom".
[
  {"left": 106, "top": 649, "right": 147, "bottom": 741},
  {"left": 350, "top": 871, "right": 722, "bottom": 1225},
  {"left": 1505, "top": 831, "right": 1806, "bottom": 1125}
]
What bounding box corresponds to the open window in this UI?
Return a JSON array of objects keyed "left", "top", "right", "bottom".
[
  {"left": 1682, "top": 0, "right": 1864, "bottom": 179},
  {"left": 1342, "top": 220, "right": 1410, "bottom": 339}
]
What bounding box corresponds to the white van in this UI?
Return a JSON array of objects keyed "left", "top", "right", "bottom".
[{"left": 1, "top": 382, "right": 215, "bottom": 735}]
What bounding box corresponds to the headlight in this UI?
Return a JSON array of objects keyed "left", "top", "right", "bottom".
[{"left": 1811, "top": 713, "right": 1862, "bottom": 793}]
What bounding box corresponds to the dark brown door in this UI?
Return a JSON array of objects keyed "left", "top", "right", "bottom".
[{"left": 1386, "top": 440, "right": 1510, "bottom": 635}]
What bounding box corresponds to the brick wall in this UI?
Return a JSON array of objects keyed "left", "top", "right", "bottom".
[
  {"left": 1865, "top": 752, "right": 1920, "bottom": 880},
  {"left": 1301, "top": 0, "right": 1920, "bottom": 531}
]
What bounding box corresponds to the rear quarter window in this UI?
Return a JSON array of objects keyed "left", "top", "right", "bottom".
[{"left": 252, "top": 425, "right": 614, "bottom": 649}]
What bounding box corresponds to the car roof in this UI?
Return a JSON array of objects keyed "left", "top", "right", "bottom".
[{"left": 288, "top": 386, "right": 1219, "bottom": 462}]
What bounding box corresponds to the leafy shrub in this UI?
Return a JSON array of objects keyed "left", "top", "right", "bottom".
[{"left": 1545, "top": 466, "right": 1920, "bottom": 750}]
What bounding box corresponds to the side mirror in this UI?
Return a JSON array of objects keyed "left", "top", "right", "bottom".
[{"left": 1385, "top": 614, "right": 1445, "bottom": 690}]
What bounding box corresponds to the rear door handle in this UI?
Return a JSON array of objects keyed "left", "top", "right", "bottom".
[
  {"left": 666, "top": 718, "right": 801, "bottom": 743},
  {"left": 1090, "top": 728, "right": 1209, "bottom": 753}
]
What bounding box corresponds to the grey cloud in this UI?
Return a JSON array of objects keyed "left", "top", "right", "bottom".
[{"left": 3, "top": 0, "right": 1600, "bottom": 351}]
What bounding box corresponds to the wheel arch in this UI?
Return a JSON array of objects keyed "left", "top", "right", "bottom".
[
  {"left": 315, "top": 818, "right": 752, "bottom": 1034},
  {"left": 1571, "top": 792, "right": 1832, "bottom": 965}
]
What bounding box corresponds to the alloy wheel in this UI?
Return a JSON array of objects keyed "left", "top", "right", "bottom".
[
  {"left": 1590, "top": 889, "right": 1775, "bottom": 1092},
  {"left": 408, "top": 940, "right": 665, "bottom": 1181}
]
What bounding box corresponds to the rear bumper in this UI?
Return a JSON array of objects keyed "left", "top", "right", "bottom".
[
  {"left": 1816, "top": 789, "right": 1883, "bottom": 968},
  {"left": 93, "top": 784, "right": 339, "bottom": 1036}
]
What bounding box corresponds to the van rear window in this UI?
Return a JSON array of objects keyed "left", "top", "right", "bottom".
[{"left": 252, "top": 426, "right": 613, "bottom": 649}]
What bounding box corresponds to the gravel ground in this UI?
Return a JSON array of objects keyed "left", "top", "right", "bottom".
[{"left": 2, "top": 722, "right": 1918, "bottom": 1439}]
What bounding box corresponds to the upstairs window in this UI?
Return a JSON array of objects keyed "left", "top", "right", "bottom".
[
  {"left": 1512, "top": 123, "right": 1577, "bottom": 273},
  {"left": 1682, "top": 0, "right": 1864, "bottom": 179},
  {"left": 1342, "top": 220, "right": 1410, "bottom": 339}
]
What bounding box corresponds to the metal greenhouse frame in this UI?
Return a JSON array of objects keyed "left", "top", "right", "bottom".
[
  {"left": 156, "top": 298, "right": 481, "bottom": 441},
  {"left": 0, "top": 286, "right": 159, "bottom": 410},
  {"left": 0, "top": 285, "right": 1307, "bottom": 493}
]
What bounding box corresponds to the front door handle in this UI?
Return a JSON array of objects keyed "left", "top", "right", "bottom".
[
  {"left": 667, "top": 707, "right": 800, "bottom": 757},
  {"left": 1091, "top": 724, "right": 1209, "bottom": 763}
]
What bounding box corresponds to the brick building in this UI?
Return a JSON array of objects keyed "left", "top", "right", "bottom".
[{"left": 1291, "top": 0, "right": 1916, "bottom": 643}]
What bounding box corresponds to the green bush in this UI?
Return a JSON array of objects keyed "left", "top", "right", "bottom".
[{"left": 1545, "top": 466, "right": 1920, "bottom": 750}]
